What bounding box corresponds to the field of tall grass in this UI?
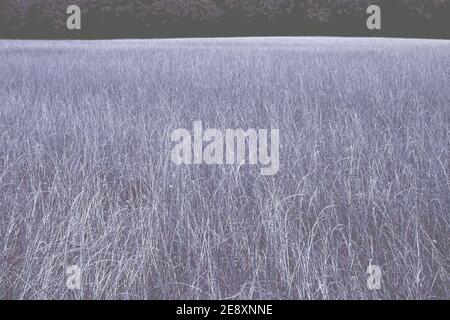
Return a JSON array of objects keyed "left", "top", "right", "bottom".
[{"left": 0, "top": 37, "right": 449, "bottom": 299}]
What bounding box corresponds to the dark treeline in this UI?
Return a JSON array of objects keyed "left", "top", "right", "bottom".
[{"left": 0, "top": 0, "right": 449, "bottom": 39}]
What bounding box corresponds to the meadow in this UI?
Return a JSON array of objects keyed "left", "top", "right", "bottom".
[{"left": 0, "top": 37, "right": 449, "bottom": 299}]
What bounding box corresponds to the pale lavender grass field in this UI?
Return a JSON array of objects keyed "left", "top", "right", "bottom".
[{"left": 0, "top": 37, "right": 449, "bottom": 299}]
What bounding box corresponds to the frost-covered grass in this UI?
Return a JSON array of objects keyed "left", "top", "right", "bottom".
[{"left": 0, "top": 37, "right": 449, "bottom": 299}]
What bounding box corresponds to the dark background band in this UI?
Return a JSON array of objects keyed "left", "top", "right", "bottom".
[{"left": 0, "top": 0, "right": 449, "bottom": 39}]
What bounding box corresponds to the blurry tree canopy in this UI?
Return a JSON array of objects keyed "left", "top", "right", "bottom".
[{"left": 0, "top": 0, "right": 448, "bottom": 38}]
